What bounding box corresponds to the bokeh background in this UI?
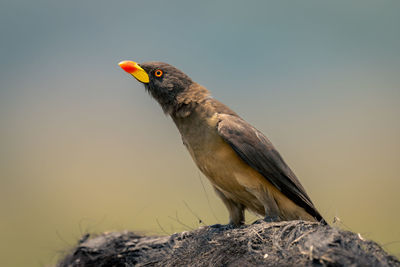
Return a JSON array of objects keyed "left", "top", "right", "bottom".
[{"left": 1, "top": 0, "right": 399, "bottom": 266}]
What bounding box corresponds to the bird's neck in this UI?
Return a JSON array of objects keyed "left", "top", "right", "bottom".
[{"left": 170, "top": 83, "right": 211, "bottom": 118}]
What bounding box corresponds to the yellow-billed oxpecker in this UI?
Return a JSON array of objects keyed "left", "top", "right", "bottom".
[{"left": 119, "top": 60, "right": 326, "bottom": 226}]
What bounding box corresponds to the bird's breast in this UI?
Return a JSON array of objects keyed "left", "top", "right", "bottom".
[{"left": 175, "top": 112, "right": 266, "bottom": 206}]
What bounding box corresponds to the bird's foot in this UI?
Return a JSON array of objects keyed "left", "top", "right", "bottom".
[
  {"left": 209, "top": 223, "right": 224, "bottom": 229},
  {"left": 264, "top": 215, "right": 280, "bottom": 223},
  {"left": 209, "top": 223, "right": 241, "bottom": 229},
  {"left": 252, "top": 216, "right": 280, "bottom": 225},
  {"left": 227, "top": 222, "right": 243, "bottom": 229}
]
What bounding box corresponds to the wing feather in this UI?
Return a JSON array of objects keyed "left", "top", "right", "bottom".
[{"left": 217, "top": 114, "right": 324, "bottom": 222}]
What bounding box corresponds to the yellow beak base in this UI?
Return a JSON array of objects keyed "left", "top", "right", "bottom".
[{"left": 118, "top": 60, "right": 149, "bottom": 83}]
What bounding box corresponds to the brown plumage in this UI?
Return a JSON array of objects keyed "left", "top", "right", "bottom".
[{"left": 119, "top": 61, "right": 326, "bottom": 226}]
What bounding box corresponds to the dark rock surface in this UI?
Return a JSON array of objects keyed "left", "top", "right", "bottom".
[{"left": 57, "top": 220, "right": 399, "bottom": 267}]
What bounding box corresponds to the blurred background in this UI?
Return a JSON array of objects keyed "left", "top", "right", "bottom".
[{"left": 1, "top": 0, "right": 399, "bottom": 266}]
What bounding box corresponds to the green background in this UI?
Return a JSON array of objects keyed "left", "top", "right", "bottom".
[{"left": 1, "top": 1, "right": 399, "bottom": 266}]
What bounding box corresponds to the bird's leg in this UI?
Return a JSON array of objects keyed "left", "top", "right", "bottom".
[
  {"left": 254, "top": 186, "right": 282, "bottom": 223},
  {"left": 214, "top": 187, "right": 245, "bottom": 227},
  {"left": 263, "top": 201, "right": 281, "bottom": 222}
]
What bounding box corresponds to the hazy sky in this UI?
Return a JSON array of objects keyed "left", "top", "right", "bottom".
[{"left": 1, "top": 1, "right": 399, "bottom": 266}]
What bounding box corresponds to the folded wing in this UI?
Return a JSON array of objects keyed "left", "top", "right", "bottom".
[{"left": 217, "top": 114, "right": 325, "bottom": 223}]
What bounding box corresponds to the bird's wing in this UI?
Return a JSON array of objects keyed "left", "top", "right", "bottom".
[{"left": 217, "top": 114, "right": 324, "bottom": 221}]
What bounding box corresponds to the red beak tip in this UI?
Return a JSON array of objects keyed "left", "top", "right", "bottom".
[{"left": 118, "top": 60, "right": 137, "bottom": 73}]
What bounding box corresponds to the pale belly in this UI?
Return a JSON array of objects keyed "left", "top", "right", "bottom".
[{"left": 189, "top": 136, "right": 268, "bottom": 214}]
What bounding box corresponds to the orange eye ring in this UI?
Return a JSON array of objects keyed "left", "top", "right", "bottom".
[{"left": 154, "top": 69, "right": 163, "bottom": 77}]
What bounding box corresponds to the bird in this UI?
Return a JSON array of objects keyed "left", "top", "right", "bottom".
[{"left": 118, "top": 60, "right": 326, "bottom": 226}]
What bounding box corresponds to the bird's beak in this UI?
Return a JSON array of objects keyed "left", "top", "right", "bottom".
[{"left": 118, "top": 60, "right": 149, "bottom": 83}]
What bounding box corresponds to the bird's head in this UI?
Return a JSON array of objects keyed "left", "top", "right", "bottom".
[{"left": 119, "top": 60, "right": 199, "bottom": 115}]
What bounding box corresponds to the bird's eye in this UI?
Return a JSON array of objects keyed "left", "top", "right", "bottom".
[{"left": 154, "top": 69, "right": 163, "bottom": 77}]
